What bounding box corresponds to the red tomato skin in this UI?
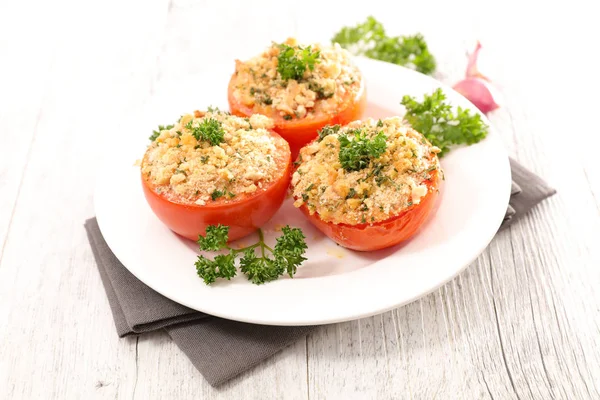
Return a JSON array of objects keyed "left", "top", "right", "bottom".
[
  {"left": 227, "top": 76, "right": 367, "bottom": 160},
  {"left": 141, "top": 134, "right": 292, "bottom": 242},
  {"left": 297, "top": 169, "right": 440, "bottom": 251}
]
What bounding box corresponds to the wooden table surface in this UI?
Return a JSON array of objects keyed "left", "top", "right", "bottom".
[{"left": 1, "top": 0, "right": 599, "bottom": 398}]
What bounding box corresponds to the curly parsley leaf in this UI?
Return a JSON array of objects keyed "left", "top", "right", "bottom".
[
  {"left": 273, "top": 226, "right": 308, "bottom": 278},
  {"left": 212, "top": 251, "right": 237, "bottom": 280},
  {"left": 195, "top": 250, "right": 237, "bottom": 284},
  {"left": 368, "top": 33, "right": 436, "bottom": 75},
  {"left": 195, "top": 256, "right": 218, "bottom": 284},
  {"left": 186, "top": 118, "right": 225, "bottom": 146},
  {"left": 332, "top": 16, "right": 436, "bottom": 75},
  {"left": 338, "top": 129, "right": 387, "bottom": 171},
  {"left": 401, "top": 88, "right": 489, "bottom": 156},
  {"left": 317, "top": 124, "right": 341, "bottom": 142},
  {"left": 277, "top": 44, "right": 320, "bottom": 81},
  {"left": 197, "top": 224, "right": 229, "bottom": 251},
  {"left": 239, "top": 249, "right": 283, "bottom": 285},
  {"left": 332, "top": 15, "right": 385, "bottom": 52},
  {"left": 149, "top": 124, "right": 175, "bottom": 141}
]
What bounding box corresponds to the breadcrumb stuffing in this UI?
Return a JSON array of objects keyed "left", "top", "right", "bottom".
[
  {"left": 141, "top": 111, "right": 288, "bottom": 205},
  {"left": 230, "top": 38, "right": 362, "bottom": 120},
  {"left": 291, "top": 117, "right": 441, "bottom": 225}
]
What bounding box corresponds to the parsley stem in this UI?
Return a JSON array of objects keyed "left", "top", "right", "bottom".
[
  {"left": 257, "top": 228, "right": 265, "bottom": 243},
  {"left": 257, "top": 228, "right": 267, "bottom": 258},
  {"left": 257, "top": 241, "right": 274, "bottom": 257},
  {"left": 263, "top": 244, "right": 274, "bottom": 253},
  {"left": 229, "top": 243, "right": 260, "bottom": 254},
  {"left": 227, "top": 229, "right": 273, "bottom": 255},
  {"left": 256, "top": 229, "right": 274, "bottom": 253}
]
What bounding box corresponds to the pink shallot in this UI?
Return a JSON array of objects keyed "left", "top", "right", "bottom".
[{"left": 453, "top": 41, "right": 501, "bottom": 114}]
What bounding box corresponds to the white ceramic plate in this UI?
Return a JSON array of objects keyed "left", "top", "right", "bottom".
[{"left": 94, "top": 57, "right": 511, "bottom": 326}]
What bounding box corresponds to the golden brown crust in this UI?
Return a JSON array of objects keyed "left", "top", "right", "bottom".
[{"left": 291, "top": 117, "right": 441, "bottom": 225}]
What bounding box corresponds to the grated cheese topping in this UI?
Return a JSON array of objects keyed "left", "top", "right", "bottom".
[
  {"left": 230, "top": 38, "right": 362, "bottom": 120},
  {"left": 141, "top": 110, "right": 288, "bottom": 205},
  {"left": 291, "top": 117, "right": 442, "bottom": 225}
]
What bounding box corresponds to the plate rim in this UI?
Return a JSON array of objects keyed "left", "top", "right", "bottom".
[{"left": 94, "top": 57, "right": 512, "bottom": 326}]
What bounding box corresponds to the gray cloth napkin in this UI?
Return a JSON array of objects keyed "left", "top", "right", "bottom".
[
  {"left": 500, "top": 158, "right": 556, "bottom": 229},
  {"left": 84, "top": 157, "right": 555, "bottom": 387},
  {"left": 85, "top": 218, "right": 314, "bottom": 386}
]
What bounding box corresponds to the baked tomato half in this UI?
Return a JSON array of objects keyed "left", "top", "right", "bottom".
[
  {"left": 227, "top": 37, "right": 367, "bottom": 159},
  {"left": 297, "top": 169, "right": 439, "bottom": 251},
  {"left": 140, "top": 110, "right": 291, "bottom": 242},
  {"left": 290, "top": 117, "right": 441, "bottom": 252}
]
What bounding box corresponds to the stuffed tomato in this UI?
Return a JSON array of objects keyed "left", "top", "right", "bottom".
[
  {"left": 140, "top": 110, "right": 291, "bottom": 242},
  {"left": 290, "top": 117, "right": 441, "bottom": 251},
  {"left": 227, "top": 37, "right": 366, "bottom": 159}
]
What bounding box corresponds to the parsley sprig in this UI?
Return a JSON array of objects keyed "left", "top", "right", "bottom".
[
  {"left": 149, "top": 124, "right": 175, "bottom": 141},
  {"left": 277, "top": 44, "right": 320, "bottom": 81},
  {"left": 195, "top": 224, "right": 308, "bottom": 285},
  {"left": 401, "top": 88, "right": 489, "bottom": 156},
  {"left": 186, "top": 118, "right": 225, "bottom": 146},
  {"left": 338, "top": 129, "right": 387, "bottom": 171},
  {"left": 332, "top": 16, "right": 436, "bottom": 75}
]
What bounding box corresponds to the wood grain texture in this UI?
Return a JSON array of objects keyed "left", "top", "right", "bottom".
[
  {"left": 0, "top": 1, "right": 58, "bottom": 262},
  {"left": 1, "top": 0, "right": 599, "bottom": 399}
]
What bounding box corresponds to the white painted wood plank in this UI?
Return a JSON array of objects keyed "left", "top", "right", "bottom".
[
  {"left": 306, "top": 1, "right": 600, "bottom": 399},
  {"left": 0, "top": 1, "right": 59, "bottom": 261},
  {"left": 0, "top": 4, "right": 146, "bottom": 394},
  {"left": 2, "top": 0, "right": 600, "bottom": 398},
  {"left": 0, "top": 1, "right": 309, "bottom": 399},
  {"left": 133, "top": 332, "right": 307, "bottom": 399}
]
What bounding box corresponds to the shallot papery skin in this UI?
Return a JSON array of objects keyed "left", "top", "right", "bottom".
[
  {"left": 453, "top": 41, "right": 500, "bottom": 114},
  {"left": 453, "top": 78, "right": 500, "bottom": 114}
]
